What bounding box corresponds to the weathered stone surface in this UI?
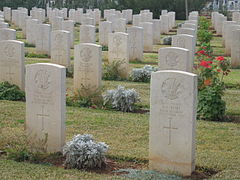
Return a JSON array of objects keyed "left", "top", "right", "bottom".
[
  {"left": 108, "top": 32, "right": 129, "bottom": 78},
  {"left": 0, "top": 40, "right": 24, "bottom": 90},
  {"left": 127, "top": 26, "right": 144, "bottom": 61},
  {"left": 158, "top": 47, "right": 190, "bottom": 72},
  {"left": 26, "top": 63, "right": 66, "bottom": 153},
  {"left": 149, "top": 70, "right": 197, "bottom": 176},
  {"left": 139, "top": 22, "right": 153, "bottom": 52},
  {"left": 99, "top": 21, "right": 112, "bottom": 46},
  {"left": 0, "top": 28, "right": 16, "bottom": 40},
  {"left": 51, "top": 30, "right": 71, "bottom": 67},
  {"left": 80, "top": 25, "right": 95, "bottom": 43},
  {"left": 172, "top": 34, "right": 195, "bottom": 72},
  {"left": 36, "top": 24, "right": 51, "bottom": 55},
  {"left": 74, "top": 43, "right": 102, "bottom": 92},
  {"left": 62, "top": 20, "right": 75, "bottom": 48}
]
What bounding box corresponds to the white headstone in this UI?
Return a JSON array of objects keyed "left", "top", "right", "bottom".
[
  {"left": 99, "top": 21, "right": 112, "bottom": 46},
  {"left": 74, "top": 43, "right": 102, "bottom": 92},
  {"left": 139, "top": 22, "right": 153, "bottom": 52},
  {"left": 231, "top": 29, "right": 240, "bottom": 68},
  {"left": 26, "top": 63, "right": 66, "bottom": 153},
  {"left": 127, "top": 26, "right": 144, "bottom": 62},
  {"left": 80, "top": 25, "right": 95, "bottom": 43},
  {"left": 149, "top": 70, "right": 197, "bottom": 176},
  {"left": 133, "top": 14, "right": 141, "bottom": 26},
  {"left": 52, "top": 16, "right": 63, "bottom": 31},
  {"left": 225, "top": 24, "right": 240, "bottom": 56},
  {"left": 158, "top": 47, "right": 190, "bottom": 72},
  {"left": 62, "top": 20, "right": 75, "bottom": 48},
  {"left": 0, "top": 40, "right": 24, "bottom": 90},
  {"left": 26, "top": 19, "right": 39, "bottom": 45},
  {"left": 36, "top": 24, "right": 51, "bottom": 55},
  {"left": 172, "top": 34, "right": 195, "bottom": 72},
  {"left": 0, "top": 28, "right": 16, "bottom": 40},
  {"left": 51, "top": 30, "right": 71, "bottom": 67},
  {"left": 108, "top": 32, "right": 129, "bottom": 78}
]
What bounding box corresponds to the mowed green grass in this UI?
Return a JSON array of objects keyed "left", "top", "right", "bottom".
[{"left": 0, "top": 21, "right": 240, "bottom": 179}]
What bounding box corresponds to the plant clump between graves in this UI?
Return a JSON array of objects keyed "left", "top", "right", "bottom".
[
  {"left": 130, "top": 65, "right": 158, "bottom": 82},
  {"left": 66, "top": 86, "right": 103, "bottom": 108},
  {"left": 103, "top": 85, "right": 140, "bottom": 112},
  {"left": 197, "top": 16, "right": 213, "bottom": 44},
  {"left": 63, "top": 134, "right": 109, "bottom": 169},
  {"left": 195, "top": 49, "right": 231, "bottom": 121},
  {"left": 103, "top": 61, "right": 126, "bottom": 81},
  {"left": 0, "top": 81, "right": 25, "bottom": 101}
]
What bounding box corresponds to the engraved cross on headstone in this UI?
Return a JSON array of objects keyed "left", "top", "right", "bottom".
[
  {"left": 163, "top": 117, "right": 178, "bottom": 145},
  {"left": 37, "top": 105, "right": 49, "bottom": 133}
]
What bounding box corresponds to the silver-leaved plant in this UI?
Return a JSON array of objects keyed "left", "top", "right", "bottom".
[
  {"left": 103, "top": 85, "right": 140, "bottom": 112},
  {"left": 63, "top": 134, "right": 109, "bottom": 169}
]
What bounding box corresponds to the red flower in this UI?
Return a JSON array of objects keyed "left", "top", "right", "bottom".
[
  {"left": 200, "top": 60, "right": 212, "bottom": 68},
  {"left": 217, "top": 69, "right": 221, "bottom": 72},
  {"left": 197, "top": 50, "right": 205, "bottom": 54},
  {"left": 204, "top": 79, "right": 212, "bottom": 86},
  {"left": 216, "top": 56, "right": 225, "bottom": 61}
]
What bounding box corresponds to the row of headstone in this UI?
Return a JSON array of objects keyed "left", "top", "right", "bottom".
[{"left": 212, "top": 11, "right": 240, "bottom": 67}]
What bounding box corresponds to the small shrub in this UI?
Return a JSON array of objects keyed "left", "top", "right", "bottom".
[
  {"left": 163, "top": 36, "right": 172, "bottom": 45},
  {"left": 67, "top": 86, "right": 103, "bottom": 108},
  {"left": 197, "top": 29, "right": 213, "bottom": 44},
  {"left": 130, "top": 65, "right": 158, "bottom": 82},
  {"left": 102, "top": 45, "right": 108, "bottom": 51},
  {"left": 25, "top": 42, "right": 35, "bottom": 47},
  {"left": 25, "top": 52, "right": 50, "bottom": 58},
  {"left": 103, "top": 85, "right": 140, "bottom": 112},
  {"left": 103, "top": 61, "right": 126, "bottom": 81},
  {"left": 197, "top": 83, "right": 226, "bottom": 121},
  {"left": 0, "top": 81, "right": 25, "bottom": 101},
  {"left": 66, "top": 64, "right": 74, "bottom": 78},
  {"left": 63, "top": 134, "right": 109, "bottom": 169}
]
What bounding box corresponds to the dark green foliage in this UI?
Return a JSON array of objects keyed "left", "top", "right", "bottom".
[
  {"left": 25, "top": 52, "right": 50, "bottom": 58},
  {"left": 102, "top": 45, "right": 108, "bottom": 51},
  {"left": 66, "top": 64, "right": 74, "bottom": 78},
  {"left": 67, "top": 86, "right": 103, "bottom": 108},
  {"left": 103, "top": 61, "right": 126, "bottom": 81},
  {"left": 0, "top": 82, "right": 25, "bottom": 101},
  {"left": 197, "top": 83, "right": 226, "bottom": 121},
  {"left": 24, "top": 42, "right": 35, "bottom": 48},
  {"left": 197, "top": 17, "right": 213, "bottom": 44}
]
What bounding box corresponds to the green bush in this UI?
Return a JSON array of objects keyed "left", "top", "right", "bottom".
[
  {"left": 199, "top": 16, "right": 211, "bottom": 30},
  {"left": 25, "top": 52, "right": 50, "bottom": 58},
  {"left": 197, "top": 83, "right": 226, "bottom": 121},
  {"left": 0, "top": 82, "right": 25, "bottom": 101},
  {"left": 66, "top": 64, "right": 74, "bottom": 78},
  {"left": 67, "top": 86, "right": 103, "bottom": 108},
  {"left": 25, "top": 42, "right": 35, "bottom": 47},
  {"left": 102, "top": 45, "right": 108, "bottom": 51},
  {"left": 197, "top": 29, "right": 213, "bottom": 44},
  {"left": 103, "top": 61, "right": 126, "bottom": 81}
]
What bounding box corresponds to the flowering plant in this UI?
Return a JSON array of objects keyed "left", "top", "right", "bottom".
[
  {"left": 195, "top": 48, "right": 230, "bottom": 90},
  {"left": 195, "top": 48, "right": 231, "bottom": 121}
]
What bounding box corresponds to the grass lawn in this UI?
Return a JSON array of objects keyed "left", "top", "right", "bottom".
[{"left": 0, "top": 21, "right": 240, "bottom": 180}]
